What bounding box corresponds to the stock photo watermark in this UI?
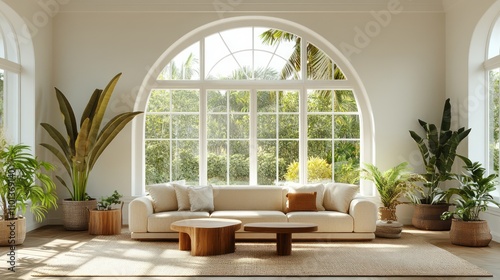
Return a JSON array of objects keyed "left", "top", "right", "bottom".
[
  {"left": 5, "top": 167, "right": 17, "bottom": 273},
  {"left": 14, "top": 0, "right": 70, "bottom": 44},
  {"left": 340, "top": 0, "right": 403, "bottom": 58}
]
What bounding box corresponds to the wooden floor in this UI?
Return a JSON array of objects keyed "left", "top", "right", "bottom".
[{"left": 1, "top": 225, "right": 499, "bottom": 280}]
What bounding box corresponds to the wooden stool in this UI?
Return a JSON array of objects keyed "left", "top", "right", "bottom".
[{"left": 375, "top": 220, "right": 403, "bottom": 238}]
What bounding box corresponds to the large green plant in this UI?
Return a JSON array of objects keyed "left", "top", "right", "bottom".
[
  {"left": 40, "top": 73, "right": 142, "bottom": 201},
  {"left": 409, "top": 98, "right": 471, "bottom": 204},
  {"left": 440, "top": 156, "right": 500, "bottom": 221},
  {"left": 361, "top": 162, "right": 424, "bottom": 209},
  {"left": 0, "top": 132, "right": 58, "bottom": 222}
]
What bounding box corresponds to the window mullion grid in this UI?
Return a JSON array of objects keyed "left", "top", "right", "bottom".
[
  {"left": 226, "top": 90, "right": 230, "bottom": 185},
  {"left": 199, "top": 87, "right": 207, "bottom": 186},
  {"left": 169, "top": 91, "right": 173, "bottom": 182},
  {"left": 331, "top": 90, "right": 336, "bottom": 182},
  {"left": 299, "top": 87, "right": 308, "bottom": 184},
  {"left": 276, "top": 91, "right": 280, "bottom": 185},
  {"left": 249, "top": 89, "right": 258, "bottom": 185}
]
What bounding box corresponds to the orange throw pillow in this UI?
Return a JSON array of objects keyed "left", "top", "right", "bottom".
[{"left": 286, "top": 192, "right": 318, "bottom": 213}]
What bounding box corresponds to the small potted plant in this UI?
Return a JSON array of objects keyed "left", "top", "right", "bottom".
[
  {"left": 438, "top": 156, "right": 500, "bottom": 247},
  {"left": 361, "top": 162, "right": 424, "bottom": 222},
  {"left": 88, "top": 190, "right": 123, "bottom": 235},
  {"left": 0, "top": 129, "right": 58, "bottom": 245}
]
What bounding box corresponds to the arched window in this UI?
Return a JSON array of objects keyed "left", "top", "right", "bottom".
[
  {"left": 0, "top": 3, "right": 35, "bottom": 149},
  {"left": 486, "top": 15, "right": 500, "bottom": 199},
  {"left": 134, "top": 17, "right": 374, "bottom": 195}
]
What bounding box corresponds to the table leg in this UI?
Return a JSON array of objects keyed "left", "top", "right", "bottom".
[
  {"left": 276, "top": 233, "right": 292, "bottom": 255},
  {"left": 178, "top": 232, "right": 191, "bottom": 251}
]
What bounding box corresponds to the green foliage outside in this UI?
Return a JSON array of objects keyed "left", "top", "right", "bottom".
[{"left": 145, "top": 28, "right": 361, "bottom": 185}]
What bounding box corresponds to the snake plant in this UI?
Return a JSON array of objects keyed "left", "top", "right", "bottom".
[
  {"left": 40, "top": 73, "right": 142, "bottom": 201},
  {"left": 409, "top": 98, "right": 471, "bottom": 204}
]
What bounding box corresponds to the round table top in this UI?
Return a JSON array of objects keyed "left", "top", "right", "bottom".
[
  {"left": 244, "top": 222, "right": 318, "bottom": 233},
  {"left": 170, "top": 218, "right": 242, "bottom": 229}
]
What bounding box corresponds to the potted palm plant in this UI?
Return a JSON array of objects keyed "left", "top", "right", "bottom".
[
  {"left": 0, "top": 129, "right": 58, "bottom": 245},
  {"left": 361, "top": 162, "right": 424, "bottom": 222},
  {"left": 409, "top": 98, "right": 471, "bottom": 230},
  {"left": 40, "top": 73, "right": 142, "bottom": 230},
  {"left": 439, "top": 156, "right": 500, "bottom": 247}
]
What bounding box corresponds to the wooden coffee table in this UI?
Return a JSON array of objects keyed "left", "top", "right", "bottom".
[
  {"left": 170, "top": 218, "right": 241, "bottom": 256},
  {"left": 244, "top": 222, "right": 318, "bottom": 255}
]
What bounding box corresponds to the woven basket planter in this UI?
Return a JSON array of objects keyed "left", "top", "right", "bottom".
[
  {"left": 450, "top": 219, "right": 492, "bottom": 247},
  {"left": 412, "top": 203, "right": 451, "bottom": 231},
  {"left": 62, "top": 199, "right": 97, "bottom": 231},
  {"left": 0, "top": 217, "right": 26, "bottom": 246}
]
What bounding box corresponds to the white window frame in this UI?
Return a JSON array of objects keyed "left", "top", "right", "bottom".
[{"left": 133, "top": 16, "right": 375, "bottom": 196}]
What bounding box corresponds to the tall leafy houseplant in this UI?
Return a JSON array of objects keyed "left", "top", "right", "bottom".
[
  {"left": 409, "top": 98, "right": 471, "bottom": 204},
  {"left": 361, "top": 162, "right": 423, "bottom": 221},
  {"left": 0, "top": 130, "right": 58, "bottom": 245},
  {"left": 409, "top": 98, "right": 471, "bottom": 231},
  {"left": 40, "top": 73, "right": 142, "bottom": 230}
]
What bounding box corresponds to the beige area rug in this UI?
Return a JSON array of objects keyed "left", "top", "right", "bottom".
[{"left": 32, "top": 232, "right": 491, "bottom": 277}]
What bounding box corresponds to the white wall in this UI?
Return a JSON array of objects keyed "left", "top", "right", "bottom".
[{"left": 15, "top": 0, "right": 496, "bottom": 229}]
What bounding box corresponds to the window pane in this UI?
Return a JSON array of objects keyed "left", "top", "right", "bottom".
[
  {"left": 334, "top": 90, "right": 358, "bottom": 112},
  {"left": 308, "top": 90, "right": 332, "bottom": 112},
  {"left": 489, "top": 69, "right": 500, "bottom": 175},
  {"left": 172, "top": 140, "right": 199, "bottom": 185},
  {"left": 147, "top": 89, "right": 170, "bottom": 112},
  {"left": 172, "top": 115, "right": 199, "bottom": 139},
  {"left": 0, "top": 69, "right": 3, "bottom": 127},
  {"left": 208, "top": 90, "right": 227, "bottom": 112},
  {"left": 207, "top": 114, "right": 227, "bottom": 139},
  {"left": 172, "top": 90, "right": 199, "bottom": 112},
  {"left": 308, "top": 115, "right": 332, "bottom": 138},
  {"left": 208, "top": 140, "right": 227, "bottom": 185},
  {"left": 307, "top": 140, "right": 333, "bottom": 183},
  {"left": 279, "top": 115, "right": 299, "bottom": 138},
  {"left": 145, "top": 140, "right": 170, "bottom": 184},
  {"left": 145, "top": 114, "right": 169, "bottom": 139},
  {"left": 281, "top": 140, "right": 300, "bottom": 182},
  {"left": 229, "top": 140, "right": 249, "bottom": 185},
  {"left": 157, "top": 42, "right": 199, "bottom": 80},
  {"left": 334, "top": 115, "right": 360, "bottom": 138},
  {"left": 230, "top": 114, "right": 249, "bottom": 138},
  {"left": 257, "top": 141, "right": 277, "bottom": 185},
  {"left": 257, "top": 114, "right": 276, "bottom": 138},
  {"left": 307, "top": 42, "right": 346, "bottom": 80},
  {"left": 334, "top": 140, "right": 360, "bottom": 184},
  {"left": 279, "top": 91, "right": 299, "bottom": 112},
  {"left": 257, "top": 90, "right": 276, "bottom": 112}
]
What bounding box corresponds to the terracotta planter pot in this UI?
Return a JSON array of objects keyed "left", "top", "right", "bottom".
[
  {"left": 412, "top": 203, "right": 451, "bottom": 231},
  {"left": 379, "top": 207, "right": 397, "bottom": 222},
  {"left": 62, "top": 199, "right": 97, "bottom": 231},
  {"left": 449, "top": 219, "right": 492, "bottom": 247},
  {"left": 0, "top": 217, "right": 26, "bottom": 246}
]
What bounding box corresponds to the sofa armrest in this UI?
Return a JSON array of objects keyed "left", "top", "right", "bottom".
[
  {"left": 349, "top": 197, "right": 377, "bottom": 232},
  {"left": 128, "top": 196, "right": 154, "bottom": 233}
]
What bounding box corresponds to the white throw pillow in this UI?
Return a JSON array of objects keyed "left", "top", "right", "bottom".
[
  {"left": 146, "top": 180, "right": 186, "bottom": 212},
  {"left": 286, "top": 183, "right": 325, "bottom": 211},
  {"left": 323, "top": 183, "right": 360, "bottom": 213},
  {"left": 172, "top": 183, "right": 191, "bottom": 211},
  {"left": 146, "top": 183, "right": 177, "bottom": 212},
  {"left": 188, "top": 185, "right": 214, "bottom": 212}
]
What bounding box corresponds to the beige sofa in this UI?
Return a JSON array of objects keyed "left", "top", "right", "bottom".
[{"left": 129, "top": 183, "right": 377, "bottom": 240}]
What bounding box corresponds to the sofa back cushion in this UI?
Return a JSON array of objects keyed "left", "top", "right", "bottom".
[
  {"left": 323, "top": 182, "right": 359, "bottom": 213},
  {"left": 212, "top": 186, "right": 284, "bottom": 211}
]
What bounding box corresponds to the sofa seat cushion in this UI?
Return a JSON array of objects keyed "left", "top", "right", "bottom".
[
  {"left": 210, "top": 210, "right": 287, "bottom": 231},
  {"left": 286, "top": 211, "right": 353, "bottom": 232},
  {"left": 147, "top": 211, "right": 209, "bottom": 232}
]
